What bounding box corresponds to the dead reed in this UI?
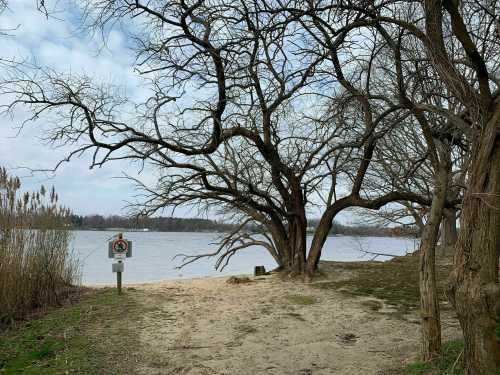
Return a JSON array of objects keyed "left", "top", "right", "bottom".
[{"left": 0, "top": 167, "right": 80, "bottom": 326}]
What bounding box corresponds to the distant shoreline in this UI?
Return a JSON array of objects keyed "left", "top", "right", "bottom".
[{"left": 72, "top": 228, "right": 420, "bottom": 239}]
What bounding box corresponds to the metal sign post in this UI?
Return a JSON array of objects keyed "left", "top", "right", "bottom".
[{"left": 108, "top": 233, "right": 132, "bottom": 294}]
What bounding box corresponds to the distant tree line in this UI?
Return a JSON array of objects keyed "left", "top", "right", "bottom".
[
  {"left": 70, "top": 214, "right": 418, "bottom": 237},
  {"left": 328, "top": 222, "right": 419, "bottom": 238},
  {"left": 70, "top": 215, "right": 235, "bottom": 232}
]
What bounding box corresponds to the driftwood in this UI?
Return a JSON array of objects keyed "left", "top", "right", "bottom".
[{"left": 226, "top": 276, "right": 251, "bottom": 285}]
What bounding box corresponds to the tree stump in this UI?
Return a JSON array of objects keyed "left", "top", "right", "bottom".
[{"left": 254, "top": 266, "right": 267, "bottom": 276}]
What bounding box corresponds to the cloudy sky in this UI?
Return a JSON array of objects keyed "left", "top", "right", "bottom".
[{"left": 0, "top": 1, "right": 171, "bottom": 216}]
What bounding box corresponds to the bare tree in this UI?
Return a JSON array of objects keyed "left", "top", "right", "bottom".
[{"left": 1, "top": 0, "right": 441, "bottom": 279}]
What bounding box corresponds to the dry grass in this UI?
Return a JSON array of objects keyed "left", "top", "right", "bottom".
[{"left": 0, "top": 167, "right": 80, "bottom": 327}]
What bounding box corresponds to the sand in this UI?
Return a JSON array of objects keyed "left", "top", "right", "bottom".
[{"left": 116, "top": 272, "right": 461, "bottom": 375}]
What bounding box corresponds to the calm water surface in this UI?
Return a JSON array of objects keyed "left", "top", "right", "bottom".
[{"left": 72, "top": 231, "right": 419, "bottom": 284}]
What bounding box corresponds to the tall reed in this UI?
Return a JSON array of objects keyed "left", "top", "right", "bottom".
[{"left": 0, "top": 167, "right": 80, "bottom": 325}]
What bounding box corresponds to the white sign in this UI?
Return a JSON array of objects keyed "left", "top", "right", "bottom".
[{"left": 108, "top": 238, "right": 132, "bottom": 258}]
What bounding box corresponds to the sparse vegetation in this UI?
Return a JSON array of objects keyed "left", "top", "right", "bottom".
[
  {"left": 314, "top": 256, "right": 453, "bottom": 318},
  {"left": 389, "top": 340, "right": 464, "bottom": 375}
]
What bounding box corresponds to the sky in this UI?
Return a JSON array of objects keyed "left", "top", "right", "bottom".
[
  {"left": 0, "top": 1, "right": 357, "bottom": 223},
  {"left": 0, "top": 1, "right": 173, "bottom": 216}
]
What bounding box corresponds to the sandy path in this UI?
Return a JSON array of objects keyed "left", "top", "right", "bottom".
[{"left": 119, "top": 274, "right": 460, "bottom": 375}]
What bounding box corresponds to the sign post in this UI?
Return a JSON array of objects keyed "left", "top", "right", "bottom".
[
  {"left": 109, "top": 233, "right": 132, "bottom": 294},
  {"left": 117, "top": 265, "right": 122, "bottom": 294}
]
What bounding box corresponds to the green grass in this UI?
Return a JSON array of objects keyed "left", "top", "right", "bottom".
[
  {"left": 0, "top": 288, "right": 143, "bottom": 374},
  {"left": 404, "top": 362, "right": 433, "bottom": 374},
  {"left": 286, "top": 294, "right": 316, "bottom": 305},
  {"left": 386, "top": 340, "right": 464, "bottom": 375}
]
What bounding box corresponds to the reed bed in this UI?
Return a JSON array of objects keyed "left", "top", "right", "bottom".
[{"left": 0, "top": 168, "right": 80, "bottom": 326}]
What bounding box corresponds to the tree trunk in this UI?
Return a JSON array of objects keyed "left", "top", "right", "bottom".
[
  {"left": 419, "top": 162, "right": 449, "bottom": 360},
  {"left": 305, "top": 201, "right": 348, "bottom": 280},
  {"left": 279, "top": 240, "right": 306, "bottom": 275},
  {"left": 448, "top": 103, "right": 500, "bottom": 374},
  {"left": 275, "top": 191, "right": 308, "bottom": 278},
  {"left": 440, "top": 208, "right": 458, "bottom": 255},
  {"left": 306, "top": 212, "right": 334, "bottom": 279}
]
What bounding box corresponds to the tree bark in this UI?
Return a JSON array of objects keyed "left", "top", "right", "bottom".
[
  {"left": 441, "top": 208, "right": 458, "bottom": 254},
  {"left": 272, "top": 186, "right": 308, "bottom": 278},
  {"left": 305, "top": 199, "right": 350, "bottom": 280},
  {"left": 448, "top": 102, "right": 500, "bottom": 374},
  {"left": 419, "top": 162, "right": 449, "bottom": 360},
  {"left": 277, "top": 235, "right": 307, "bottom": 277}
]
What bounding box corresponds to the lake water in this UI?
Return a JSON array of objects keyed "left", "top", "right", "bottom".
[{"left": 72, "top": 231, "right": 419, "bottom": 285}]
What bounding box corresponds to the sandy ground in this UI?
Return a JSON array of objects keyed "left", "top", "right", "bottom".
[{"left": 117, "top": 272, "right": 461, "bottom": 375}]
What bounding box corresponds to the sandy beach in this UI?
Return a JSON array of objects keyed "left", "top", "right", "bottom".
[{"left": 111, "top": 260, "right": 461, "bottom": 375}]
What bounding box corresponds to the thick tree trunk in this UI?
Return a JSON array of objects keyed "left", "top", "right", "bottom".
[
  {"left": 419, "top": 162, "right": 449, "bottom": 360},
  {"left": 285, "top": 229, "right": 307, "bottom": 276},
  {"left": 306, "top": 213, "right": 333, "bottom": 278},
  {"left": 272, "top": 238, "right": 305, "bottom": 276},
  {"left": 305, "top": 203, "right": 347, "bottom": 280},
  {"left": 275, "top": 185, "right": 308, "bottom": 278},
  {"left": 448, "top": 103, "right": 500, "bottom": 374}
]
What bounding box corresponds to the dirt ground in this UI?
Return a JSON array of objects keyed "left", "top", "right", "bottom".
[{"left": 119, "top": 268, "right": 461, "bottom": 375}]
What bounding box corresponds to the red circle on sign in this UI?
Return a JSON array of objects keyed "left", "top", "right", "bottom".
[{"left": 112, "top": 239, "right": 128, "bottom": 253}]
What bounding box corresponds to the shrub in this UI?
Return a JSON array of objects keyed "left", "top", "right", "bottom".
[{"left": 0, "top": 167, "right": 80, "bottom": 326}]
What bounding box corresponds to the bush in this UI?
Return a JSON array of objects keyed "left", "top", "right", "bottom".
[{"left": 0, "top": 167, "right": 80, "bottom": 326}]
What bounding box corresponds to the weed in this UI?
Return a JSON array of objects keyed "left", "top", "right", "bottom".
[
  {"left": 391, "top": 340, "right": 464, "bottom": 375},
  {"left": 286, "top": 294, "right": 316, "bottom": 305}
]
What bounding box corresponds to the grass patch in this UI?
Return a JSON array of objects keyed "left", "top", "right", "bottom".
[
  {"left": 0, "top": 288, "right": 144, "bottom": 374},
  {"left": 404, "top": 362, "right": 433, "bottom": 374},
  {"left": 286, "top": 294, "right": 316, "bottom": 305},
  {"left": 387, "top": 340, "right": 464, "bottom": 375},
  {"left": 314, "top": 256, "right": 453, "bottom": 317}
]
